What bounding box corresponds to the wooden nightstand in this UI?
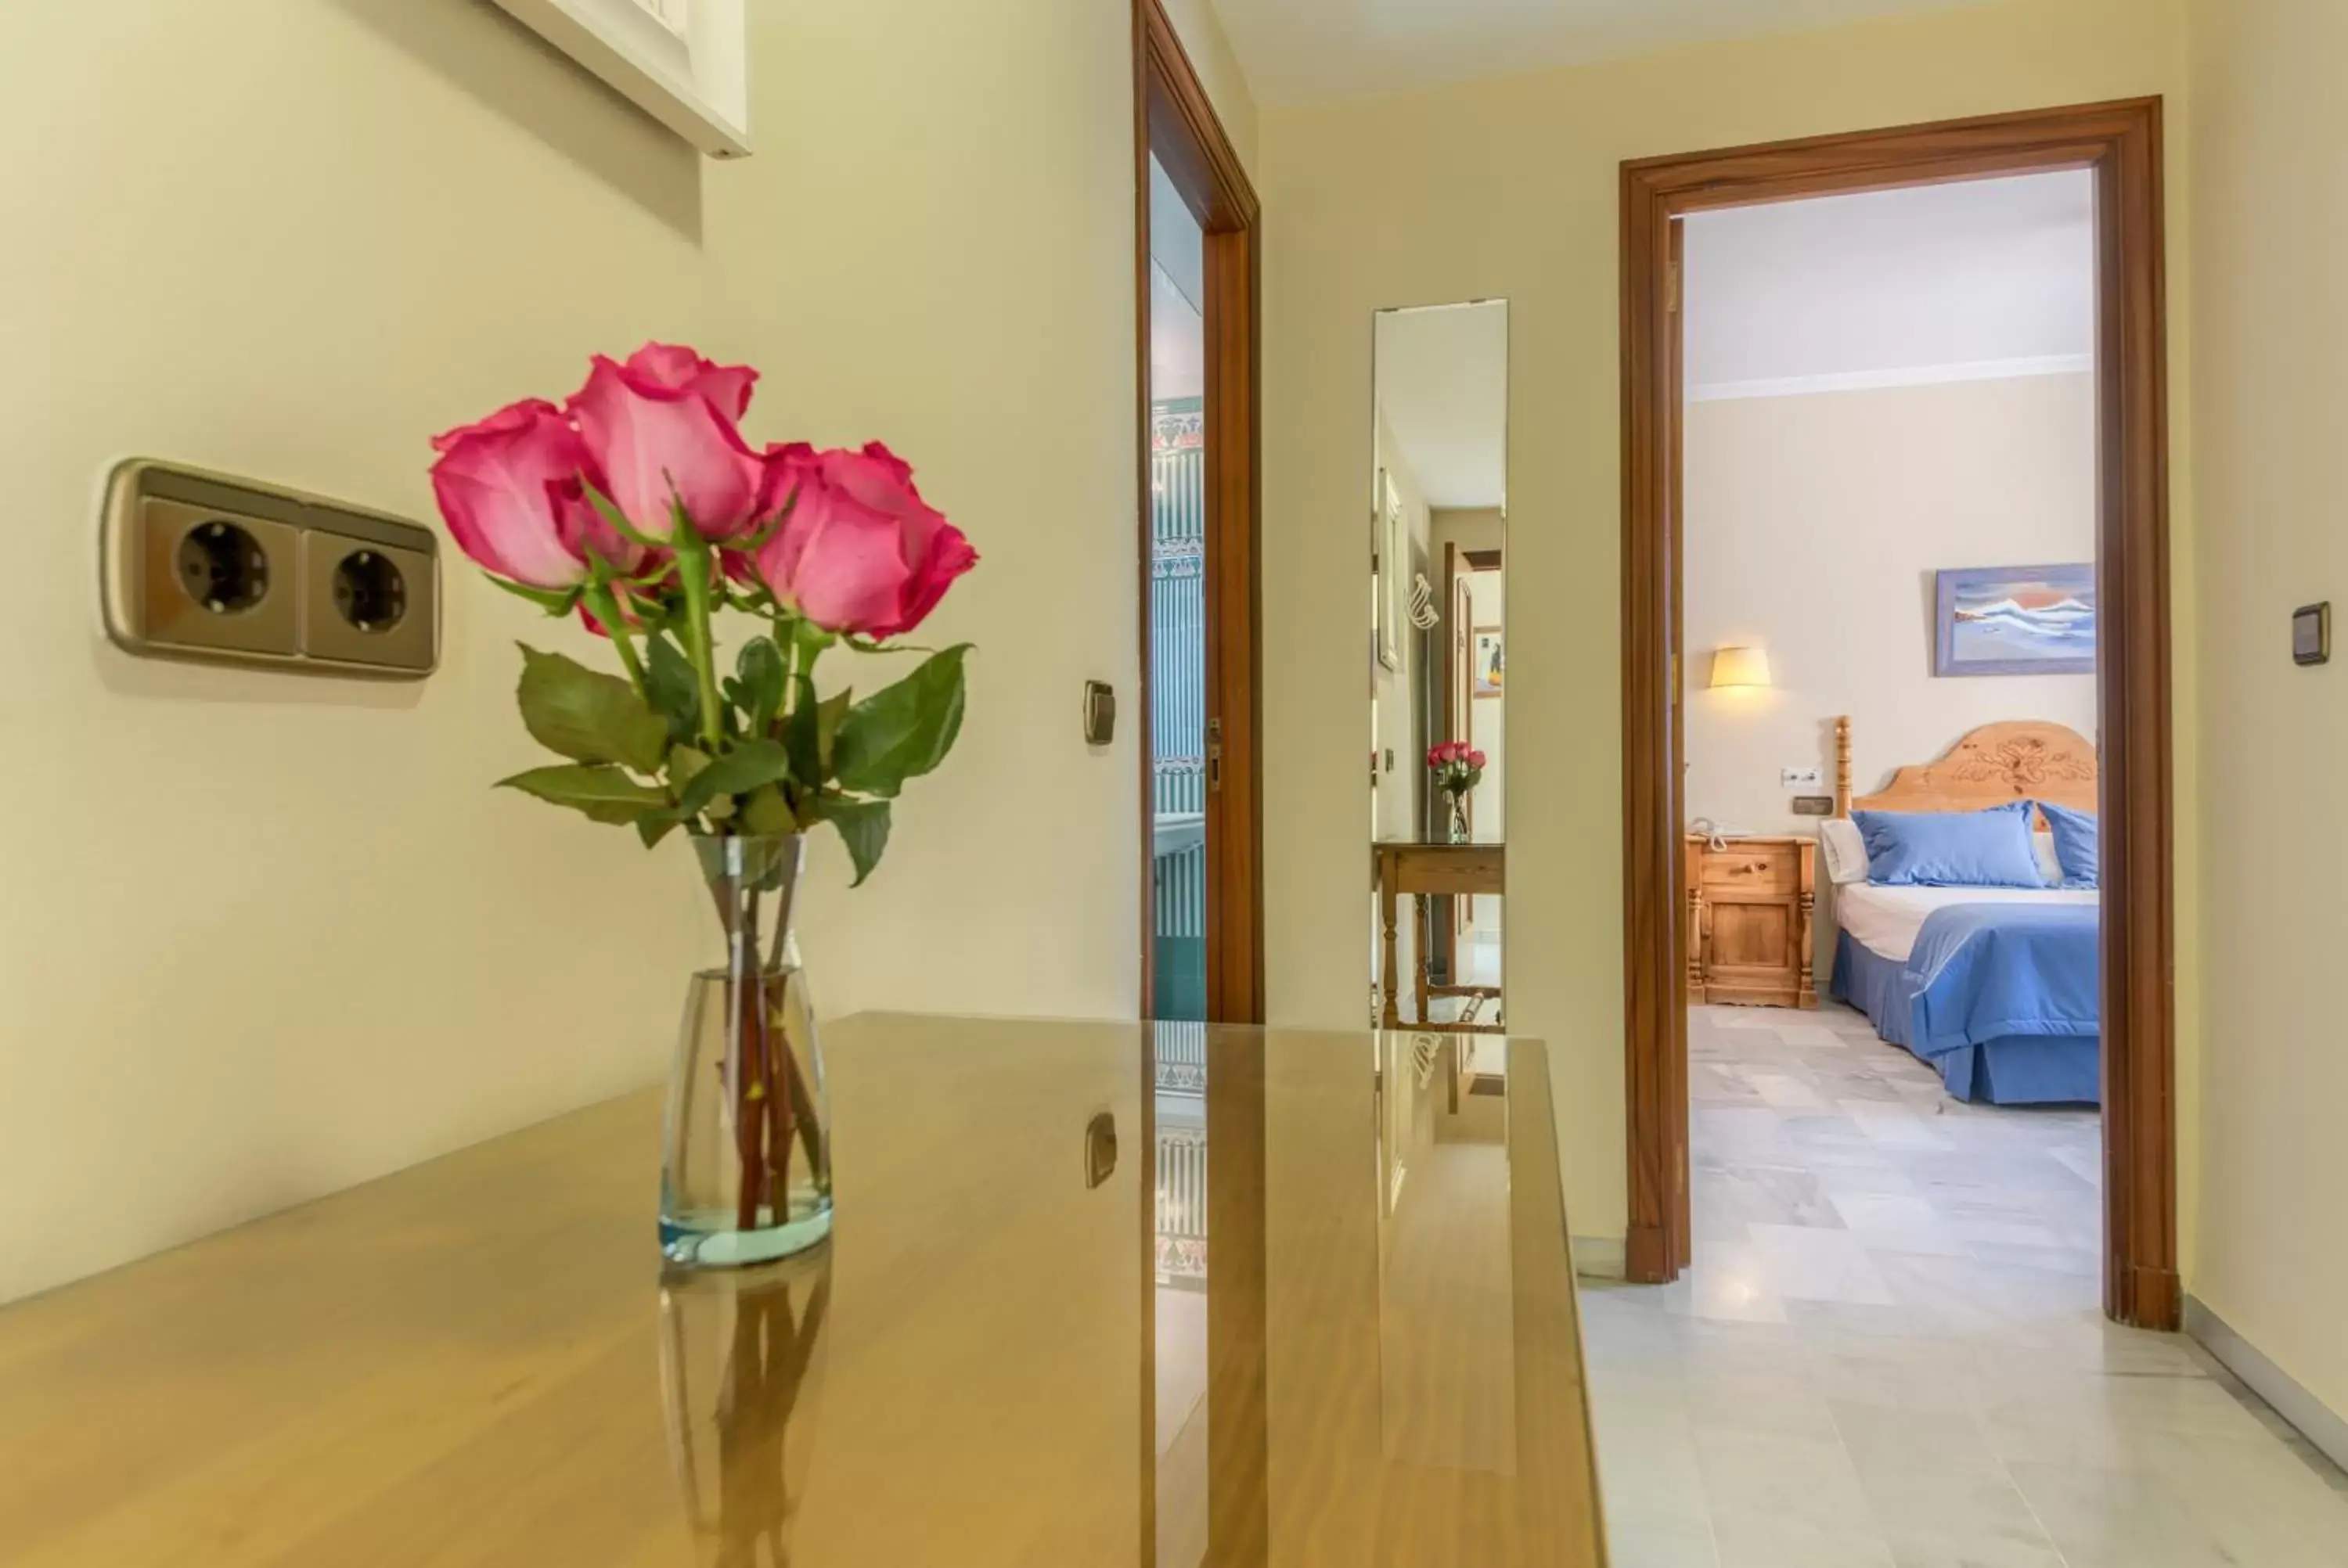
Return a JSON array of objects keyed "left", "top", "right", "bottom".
[{"left": 1684, "top": 835, "right": 1817, "bottom": 1009}]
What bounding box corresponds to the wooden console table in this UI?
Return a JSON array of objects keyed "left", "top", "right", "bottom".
[
  {"left": 0, "top": 1014, "right": 1603, "bottom": 1567},
  {"left": 1374, "top": 840, "right": 1506, "bottom": 1032}
]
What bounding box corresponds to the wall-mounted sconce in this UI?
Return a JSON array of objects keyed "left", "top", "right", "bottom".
[{"left": 1709, "top": 646, "right": 1774, "bottom": 689}]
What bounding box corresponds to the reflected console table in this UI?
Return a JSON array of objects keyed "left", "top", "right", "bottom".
[{"left": 1374, "top": 840, "right": 1507, "bottom": 1033}]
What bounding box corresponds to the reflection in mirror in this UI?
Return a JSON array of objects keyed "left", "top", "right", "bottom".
[{"left": 1370, "top": 301, "right": 1509, "bottom": 1046}]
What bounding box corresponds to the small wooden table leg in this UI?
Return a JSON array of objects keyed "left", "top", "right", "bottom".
[
  {"left": 1379, "top": 853, "right": 1401, "bottom": 1030},
  {"left": 1414, "top": 895, "right": 1431, "bottom": 1026}
]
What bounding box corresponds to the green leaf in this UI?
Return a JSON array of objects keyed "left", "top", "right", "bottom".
[
  {"left": 637, "top": 815, "right": 682, "bottom": 850},
  {"left": 781, "top": 674, "right": 822, "bottom": 786},
  {"left": 817, "top": 689, "right": 852, "bottom": 771},
  {"left": 740, "top": 783, "right": 797, "bottom": 836},
  {"left": 810, "top": 795, "right": 891, "bottom": 886},
  {"left": 736, "top": 638, "right": 786, "bottom": 736},
  {"left": 831, "top": 645, "right": 971, "bottom": 799},
  {"left": 582, "top": 480, "right": 666, "bottom": 552},
  {"left": 487, "top": 577, "right": 584, "bottom": 617},
  {"left": 498, "top": 764, "right": 670, "bottom": 825},
  {"left": 648, "top": 629, "right": 700, "bottom": 746},
  {"left": 675, "top": 738, "right": 796, "bottom": 818},
  {"left": 516, "top": 645, "right": 669, "bottom": 773},
  {"left": 668, "top": 743, "right": 713, "bottom": 798},
  {"left": 643, "top": 634, "right": 701, "bottom": 745}
]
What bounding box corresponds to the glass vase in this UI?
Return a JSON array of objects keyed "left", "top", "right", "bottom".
[
  {"left": 660, "top": 833, "right": 834, "bottom": 1268},
  {"left": 1447, "top": 796, "right": 1471, "bottom": 844}
]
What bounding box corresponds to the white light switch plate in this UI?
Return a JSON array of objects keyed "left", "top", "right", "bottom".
[{"left": 1781, "top": 767, "right": 1823, "bottom": 789}]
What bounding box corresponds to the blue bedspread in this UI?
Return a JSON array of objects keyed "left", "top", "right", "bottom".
[
  {"left": 1832, "top": 900, "right": 2101, "bottom": 1104},
  {"left": 1905, "top": 902, "right": 2100, "bottom": 1057}
]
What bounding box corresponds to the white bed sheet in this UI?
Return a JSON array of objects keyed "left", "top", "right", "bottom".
[{"left": 1836, "top": 883, "right": 2099, "bottom": 963}]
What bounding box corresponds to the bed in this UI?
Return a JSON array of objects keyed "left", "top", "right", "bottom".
[{"left": 1824, "top": 717, "right": 2101, "bottom": 1106}]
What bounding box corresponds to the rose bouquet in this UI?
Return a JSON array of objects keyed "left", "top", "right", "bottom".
[
  {"left": 428, "top": 342, "right": 977, "bottom": 1264},
  {"left": 430, "top": 343, "right": 976, "bottom": 872},
  {"left": 1428, "top": 739, "right": 1486, "bottom": 843}
]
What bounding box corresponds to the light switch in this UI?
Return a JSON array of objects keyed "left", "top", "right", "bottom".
[
  {"left": 1781, "top": 767, "right": 1823, "bottom": 789},
  {"left": 1082, "top": 680, "right": 1116, "bottom": 746},
  {"left": 2294, "top": 602, "right": 2330, "bottom": 666}
]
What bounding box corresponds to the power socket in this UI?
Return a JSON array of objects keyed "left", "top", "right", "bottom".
[
  {"left": 102, "top": 459, "right": 438, "bottom": 678},
  {"left": 300, "top": 531, "right": 438, "bottom": 673},
  {"left": 131, "top": 495, "right": 301, "bottom": 661}
]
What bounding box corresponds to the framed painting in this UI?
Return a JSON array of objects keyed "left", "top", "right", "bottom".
[
  {"left": 1473, "top": 626, "right": 1504, "bottom": 697},
  {"left": 1935, "top": 564, "right": 2097, "bottom": 677},
  {"left": 493, "top": 0, "right": 751, "bottom": 158}
]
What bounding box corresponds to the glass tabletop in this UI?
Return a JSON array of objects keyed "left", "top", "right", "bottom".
[{"left": 0, "top": 1015, "right": 1602, "bottom": 1567}]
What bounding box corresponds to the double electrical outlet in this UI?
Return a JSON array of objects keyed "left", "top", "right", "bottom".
[{"left": 99, "top": 459, "right": 439, "bottom": 678}]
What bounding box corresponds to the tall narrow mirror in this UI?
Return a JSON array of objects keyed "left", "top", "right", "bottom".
[{"left": 1370, "top": 301, "right": 1508, "bottom": 1046}]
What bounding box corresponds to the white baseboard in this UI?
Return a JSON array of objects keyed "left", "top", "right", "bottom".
[
  {"left": 1571, "top": 1235, "right": 1626, "bottom": 1280},
  {"left": 2185, "top": 1296, "right": 2348, "bottom": 1473}
]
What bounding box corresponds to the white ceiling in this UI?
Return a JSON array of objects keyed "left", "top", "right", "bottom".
[
  {"left": 1212, "top": 0, "right": 1999, "bottom": 108},
  {"left": 1376, "top": 300, "right": 1509, "bottom": 509},
  {"left": 1684, "top": 170, "right": 2095, "bottom": 398}
]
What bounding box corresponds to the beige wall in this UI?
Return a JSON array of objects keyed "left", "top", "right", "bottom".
[
  {"left": 1160, "top": 0, "right": 1261, "bottom": 177},
  {"left": 1259, "top": 0, "right": 2198, "bottom": 1252},
  {"left": 2188, "top": 0, "right": 2348, "bottom": 1423},
  {"left": 0, "top": 0, "right": 1172, "bottom": 1304},
  {"left": 1686, "top": 375, "right": 2099, "bottom": 837}
]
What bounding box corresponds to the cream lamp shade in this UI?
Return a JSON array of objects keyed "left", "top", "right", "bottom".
[{"left": 1709, "top": 646, "right": 1773, "bottom": 689}]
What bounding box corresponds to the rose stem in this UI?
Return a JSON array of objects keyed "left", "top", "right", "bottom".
[{"left": 734, "top": 890, "right": 769, "bottom": 1233}]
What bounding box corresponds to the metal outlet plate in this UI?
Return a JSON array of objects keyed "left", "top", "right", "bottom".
[{"left": 101, "top": 459, "right": 439, "bottom": 678}]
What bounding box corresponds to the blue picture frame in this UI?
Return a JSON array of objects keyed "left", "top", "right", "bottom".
[{"left": 1934, "top": 564, "right": 2098, "bottom": 677}]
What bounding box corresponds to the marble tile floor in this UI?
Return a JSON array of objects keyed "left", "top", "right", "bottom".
[{"left": 1584, "top": 1002, "right": 2348, "bottom": 1567}]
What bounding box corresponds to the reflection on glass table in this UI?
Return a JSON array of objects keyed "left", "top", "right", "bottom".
[{"left": 0, "top": 1014, "right": 1601, "bottom": 1568}]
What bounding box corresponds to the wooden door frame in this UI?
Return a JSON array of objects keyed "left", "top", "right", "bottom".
[
  {"left": 1136, "top": 0, "right": 1264, "bottom": 1026},
  {"left": 1619, "top": 98, "right": 2178, "bottom": 1329}
]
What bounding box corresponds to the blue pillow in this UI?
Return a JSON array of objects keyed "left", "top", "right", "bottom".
[
  {"left": 1852, "top": 802, "right": 2047, "bottom": 888},
  {"left": 2035, "top": 800, "right": 2100, "bottom": 889}
]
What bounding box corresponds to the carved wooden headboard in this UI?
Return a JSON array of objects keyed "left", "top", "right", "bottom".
[{"left": 1834, "top": 715, "right": 2098, "bottom": 818}]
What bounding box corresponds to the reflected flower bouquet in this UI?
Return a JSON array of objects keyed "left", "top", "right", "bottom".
[
  {"left": 1428, "top": 739, "right": 1486, "bottom": 841},
  {"left": 1428, "top": 739, "right": 1486, "bottom": 801}
]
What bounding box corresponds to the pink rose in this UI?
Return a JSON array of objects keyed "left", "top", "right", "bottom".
[
  {"left": 618, "top": 342, "right": 758, "bottom": 422},
  {"left": 567, "top": 348, "right": 769, "bottom": 542},
  {"left": 430, "top": 398, "right": 637, "bottom": 588},
  {"left": 745, "top": 442, "right": 978, "bottom": 638},
  {"left": 1468, "top": 750, "right": 1487, "bottom": 770}
]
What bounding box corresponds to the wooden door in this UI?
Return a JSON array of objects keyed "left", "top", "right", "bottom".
[{"left": 1137, "top": 0, "right": 1263, "bottom": 1026}]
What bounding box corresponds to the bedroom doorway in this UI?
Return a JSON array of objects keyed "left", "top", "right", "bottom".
[{"left": 1618, "top": 99, "right": 2177, "bottom": 1332}]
